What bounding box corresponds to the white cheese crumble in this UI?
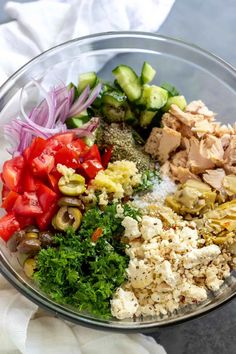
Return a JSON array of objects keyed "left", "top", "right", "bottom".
[
  {"left": 140, "top": 215, "right": 163, "bottom": 240},
  {"left": 110, "top": 288, "right": 138, "bottom": 320},
  {"left": 121, "top": 216, "right": 141, "bottom": 240},
  {"left": 182, "top": 245, "right": 221, "bottom": 269},
  {"left": 111, "top": 205, "right": 233, "bottom": 319}
]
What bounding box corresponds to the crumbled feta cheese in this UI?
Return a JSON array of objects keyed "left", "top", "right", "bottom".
[
  {"left": 183, "top": 245, "right": 221, "bottom": 269},
  {"left": 141, "top": 215, "right": 163, "bottom": 240},
  {"left": 205, "top": 266, "right": 224, "bottom": 291},
  {"left": 158, "top": 260, "right": 176, "bottom": 287},
  {"left": 110, "top": 288, "right": 138, "bottom": 320},
  {"left": 121, "top": 216, "right": 141, "bottom": 240},
  {"left": 182, "top": 284, "right": 208, "bottom": 302},
  {"left": 127, "top": 259, "right": 153, "bottom": 288}
]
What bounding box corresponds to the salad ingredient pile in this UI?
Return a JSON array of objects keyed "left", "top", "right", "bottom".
[{"left": 0, "top": 61, "right": 235, "bottom": 321}]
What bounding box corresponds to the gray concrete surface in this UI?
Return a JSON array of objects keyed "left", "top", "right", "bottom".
[{"left": 0, "top": 0, "right": 236, "bottom": 353}]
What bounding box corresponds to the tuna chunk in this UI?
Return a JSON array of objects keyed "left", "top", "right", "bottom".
[
  {"left": 203, "top": 169, "right": 226, "bottom": 191},
  {"left": 185, "top": 100, "right": 215, "bottom": 119},
  {"left": 145, "top": 126, "right": 181, "bottom": 163},
  {"left": 170, "top": 165, "right": 200, "bottom": 183},
  {"left": 187, "top": 137, "right": 215, "bottom": 174},
  {"left": 169, "top": 104, "right": 203, "bottom": 127}
]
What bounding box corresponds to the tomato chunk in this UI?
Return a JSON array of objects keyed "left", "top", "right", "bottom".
[
  {"left": 17, "top": 215, "right": 35, "bottom": 229},
  {"left": 24, "top": 137, "right": 47, "bottom": 163},
  {"left": 82, "top": 159, "right": 103, "bottom": 179},
  {"left": 101, "top": 146, "right": 113, "bottom": 168},
  {"left": 36, "top": 184, "right": 58, "bottom": 212},
  {"left": 49, "top": 132, "right": 75, "bottom": 145},
  {"left": 31, "top": 154, "right": 55, "bottom": 176},
  {"left": 69, "top": 139, "right": 88, "bottom": 155},
  {"left": 1, "top": 191, "right": 19, "bottom": 212},
  {"left": 55, "top": 146, "right": 79, "bottom": 169},
  {"left": 82, "top": 144, "right": 101, "bottom": 162},
  {"left": 23, "top": 170, "right": 39, "bottom": 192},
  {"left": 36, "top": 202, "right": 58, "bottom": 231},
  {"left": 0, "top": 213, "right": 20, "bottom": 241},
  {"left": 13, "top": 192, "right": 43, "bottom": 216},
  {"left": 2, "top": 156, "right": 24, "bottom": 191}
]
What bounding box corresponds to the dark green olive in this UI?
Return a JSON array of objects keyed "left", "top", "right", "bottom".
[
  {"left": 7, "top": 230, "right": 25, "bottom": 252},
  {"left": 17, "top": 238, "right": 41, "bottom": 255},
  {"left": 25, "top": 225, "right": 39, "bottom": 233},
  {"left": 58, "top": 197, "right": 85, "bottom": 210},
  {"left": 39, "top": 231, "right": 54, "bottom": 248}
]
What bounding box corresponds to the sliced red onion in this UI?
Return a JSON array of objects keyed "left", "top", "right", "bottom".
[
  {"left": 69, "top": 83, "right": 102, "bottom": 117},
  {"left": 4, "top": 80, "right": 102, "bottom": 155}
]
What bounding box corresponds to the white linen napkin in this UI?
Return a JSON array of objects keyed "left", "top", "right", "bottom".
[{"left": 0, "top": 0, "right": 175, "bottom": 353}]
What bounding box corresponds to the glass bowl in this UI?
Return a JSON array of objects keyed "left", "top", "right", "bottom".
[{"left": 0, "top": 32, "right": 236, "bottom": 332}]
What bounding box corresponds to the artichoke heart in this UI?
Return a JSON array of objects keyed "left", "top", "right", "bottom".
[{"left": 165, "top": 179, "right": 216, "bottom": 215}]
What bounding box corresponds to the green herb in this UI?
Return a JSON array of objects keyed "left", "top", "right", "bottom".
[
  {"left": 134, "top": 169, "right": 161, "bottom": 194},
  {"left": 161, "top": 82, "right": 179, "bottom": 97},
  {"left": 34, "top": 203, "right": 139, "bottom": 318}
]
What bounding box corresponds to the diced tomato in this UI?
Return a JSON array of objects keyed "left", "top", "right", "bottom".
[
  {"left": 24, "top": 137, "right": 47, "bottom": 163},
  {"left": 36, "top": 202, "right": 58, "bottom": 231},
  {"left": 91, "top": 227, "right": 103, "bottom": 242},
  {"left": 23, "top": 170, "right": 39, "bottom": 192},
  {"left": 17, "top": 215, "right": 35, "bottom": 229},
  {"left": 36, "top": 184, "right": 58, "bottom": 212},
  {"left": 0, "top": 213, "right": 20, "bottom": 241},
  {"left": 49, "top": 132, "right": 75, "bottom": 145},
  {"left": 101, "top": 146, "right": 113, "bottom": 168},
  {"left": 1, "top": 191, "right": 19, "bottom": 212},
  {"left": 13, "top": 192, "right": 43, "bottom": 216},
  {"left": 31, "top": 154, "right": 55, "bottom": 176},
  {"left": 2, "top": 156, "right": 24, "bottom": 192},
  {"left": 55, "top": 146, "right": 79, "bottom": 169},
  {"left": 2, "top": 184, "right": 10, "bottom": 200},
  {"left": 47, "top": 168, "right": 62, "bottom": 192},
  {"left": 69, "top": 139, "right": 88, "bottom": 155},
  {"left": 82, "top": 144, "right": 101, "bottom": 162},
  {"left": 82, "top": 159, "right": 103, "bottom": 179}
]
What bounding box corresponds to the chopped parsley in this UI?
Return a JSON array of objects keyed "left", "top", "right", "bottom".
[
  {"left": 34, "top": 203, "right": 140, "bottom": 318},
  {"left": 134, "top": 169, "right": 161, "bottom": 194}
]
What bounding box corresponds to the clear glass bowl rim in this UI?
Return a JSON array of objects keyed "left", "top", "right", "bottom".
[{"left": 0, "top": 31, "right": 235, "bottom": 332}]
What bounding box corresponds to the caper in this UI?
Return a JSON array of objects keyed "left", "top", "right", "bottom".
[
  {"left": 25, "top": 232, "right": 38, "bottom": 239},
  {"left": 58, "top": 197, "right": 85, "bottom": 210},
  {"left": 17, "top": 238, "right": 41, "bottom": 255},
  {"left": 39, "top": 231, "right": 54, "bottom": 248},
  {"left": 58, "top": 174, "right": 86, "bottom": 196},
  {"left": 23, "top": 258, "right": 36, "bottom": 278},
  {"left": 7, "top": 230, "right": 25, "bottom": 252},
  {"left": 52, "top": 206, "right": 82, "bottom": 231}
]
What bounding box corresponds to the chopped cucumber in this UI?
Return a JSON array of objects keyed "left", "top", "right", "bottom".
[
  {"left": 102, "top": 91, "right": 127, "bottom": 108},
  {"left": 66, "top": 113, "right": 90, "bottom": 129},
  {"left": 124, "top": 105, "right": 137, "bottom": 123},
  {"left": 163, "top": 95, "right": 187, "bottom": 112},
  {"left": 141, "top": 62, "right": 156, "bottom": 84},
  {"left": 112, "top": 65, "right": 142, "bottom": 101},
  {"left": 161, "top": 82, "right": 179, "bottom": 97},
  {"left": 102, "top": 104, "right": 126, "bottom": 122},
  {"left": 77, "top": 72, "right": 97, "bottom": 94},
  {"left": 140, "top": 110, "right": 156, "bottom": 127},
  {"left": 142, "top": 85, "right": 168, "bottom": 111}
]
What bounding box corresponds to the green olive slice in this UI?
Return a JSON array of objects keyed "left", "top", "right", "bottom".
[
  {"left": 58, "top": 174, "right": 86, "bottom": 196},
  {"left": 53, "top": 206, "right": 82, "bottom": 231},
  {"left": 23, "top": 258, "right": 36, "bottom": 278}
]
